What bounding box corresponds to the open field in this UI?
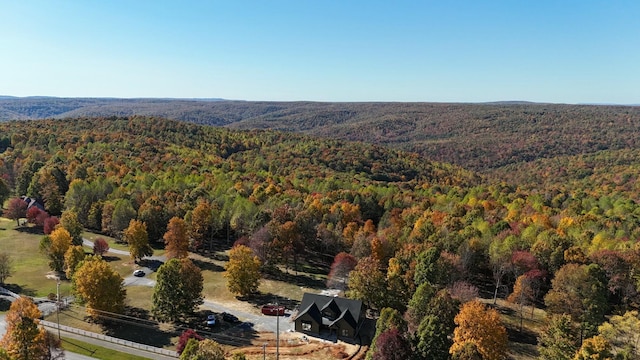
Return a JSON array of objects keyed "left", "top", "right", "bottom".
[{"left": 61, "top": 336, "right": 152, "bottom": 360}]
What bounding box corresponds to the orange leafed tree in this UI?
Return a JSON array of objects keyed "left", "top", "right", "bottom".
[
  {"left": 450, "top": 300, "right": 508, "bottom": 360},
  {"left": 164, "top": 217, "right": 190, "bottom": 259},
  {"left": 0, "top": 297, "right": 50, "bottom": 359}
]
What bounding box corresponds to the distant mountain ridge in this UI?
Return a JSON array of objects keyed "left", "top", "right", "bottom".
[{"left": 2, "top": 97, "right": 640, "bottom": 175}]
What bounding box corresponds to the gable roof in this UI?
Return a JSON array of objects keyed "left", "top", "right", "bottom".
[
  {"left": 329, "top": 307, "right": 358, "bottom": 329},
  {"left": 296, "top": 302, "right": 322, "bottom": 324},
  {"left": 295, "top": 293, "right": 363, "bottom": 322}
]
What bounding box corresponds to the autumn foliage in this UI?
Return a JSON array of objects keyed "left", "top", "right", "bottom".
[{"left": 450, "top": 300, "right": 508, "bottom": 360}]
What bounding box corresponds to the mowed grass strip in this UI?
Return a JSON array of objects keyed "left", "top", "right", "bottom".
[{"left": 61, "top": 337, "right": 152, "bottom": 360}]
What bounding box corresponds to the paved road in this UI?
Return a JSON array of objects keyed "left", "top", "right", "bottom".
[{"left": 83, "top": 238, "right": 160, "bottom": 287}]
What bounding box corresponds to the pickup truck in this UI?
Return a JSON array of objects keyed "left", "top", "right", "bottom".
[{"left": 261, "top": 304, "right": 285, "bottom": 316}]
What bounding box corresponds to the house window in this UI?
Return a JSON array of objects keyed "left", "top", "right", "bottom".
[
  {"left": 302, "top": 321, "right": 312, "bottom": 331},
  {"left": 341, "top": 329, "right": 349, "bottom": 337}
]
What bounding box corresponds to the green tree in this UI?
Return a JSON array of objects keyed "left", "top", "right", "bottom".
[
  {"left": 123, "top": 219, "right": 153, "bottom": 262},
  {"left": 60, "top": 210, "right": 84, "bottom": 246},
  {"left": 366, "top": 307, "right": 407, "bottom": 360},
  {"left": 73, "top": 255, "right": 126, "bottom": 317},
  {"left": 138, "top": 195, "right": 170, "bottom": 244},
  {"left": 152, "top": 258, "right": 204, "bottom": 322},
  {"left": 225, "top": 245, "right": 262, "bottom": 297},
  {"left": 598, "top": 310, "right": 640, "bottom": 359},
  {"left": 347, "top": 256, "right": 387, "bottom": 310},
  {"left": 111, "top": 199, "right": 137, "bottom": 238},
  {"left": 164, "top": 217, "right": 190, "bottom": 259},
  {"left": 405, "top": 282, "right": 436, "bottom": 332},
  {"left": 0, "top": 178, "right": 10, "bottom": 206},
  {"left": 544, "top": 263, "right": 609, "bottom": 339},
  {"left": 0, "top": 252, "right": 13, "bottom": 285},
  {"left": 538, "top": 314, "right": 580, "bottom": 360},
  {"left": 413, "top": 246, "right": 444, "bottom": 287},
  {"left": 413, "top": 290, "right": 460, "bottom": 360},
  {"left": 180, "top": 338, "right": 200, "bottom": 360}
]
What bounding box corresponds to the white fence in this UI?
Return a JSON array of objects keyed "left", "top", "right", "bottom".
[{"left": 40, "top": 320, "right": 178, "bottom": 358}]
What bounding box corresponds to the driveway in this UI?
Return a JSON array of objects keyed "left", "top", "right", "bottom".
[
  {"left": 82, "top": 239, "right": 292, "bottom": 335},
  {"left": 83, "top": 238, "right": 161, "bottom": 286}
]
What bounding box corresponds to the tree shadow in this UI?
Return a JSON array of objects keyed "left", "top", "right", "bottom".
[
  {"left": 506, "top": 326, "right": 538, "bottom": 345},
  {"left": 15, "top": 226, "right": 44, "bottom": 235},
  {"left": 4, "top": 283, "right": 37, "bottom": 297},
  {"left": 99, "top": 306, "right": 175, "bottom": 348},
  {"left": 138, "top": 258, "right": 164, "bottom": 271},
  {"left": 190, "top": 258, "right": 224, "bottom": 273},
  {"left": 101, "top": 255, "right": 121, "bottom": 263},
  {"left": 263, "top": 267, "right": 326, "bottom": 290},
  {"left": 238, "top": 292, "right": 300, "bottom": 310},
  {"left": 0, "top": 297, "right": 11, "bottom": 311}
]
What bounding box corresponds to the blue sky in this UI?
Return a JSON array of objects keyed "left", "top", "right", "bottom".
[{"left": 1, "top": 1, "right": 639, "bottom": 103}]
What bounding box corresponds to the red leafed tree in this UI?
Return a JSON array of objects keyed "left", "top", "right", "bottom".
[
  {"left": 35, "top": 210, "right": 49, "bottom": 227},
  {"left": 176, "top": 329, "right": 203, "bottom": 354},
  {"left": 511, "top": 250, "right": 540, "bottom": 277},
  {"left": 4, "top": 198, "right": 27, "bottom": 226},
  {"left": 26, "top": 207, "right": 43, "bottom": 224},
  {"left": 44, "top": 216, "right": 60, "bottom": 235},
  {"left": 372, "top": 328, "right": 412, "bottom": 360},
  {"left": 327, "top": 252, "right": 358, "bottom": 290},
  {"left": 93, "top": 238, "right": 110, "bottom": 256}
]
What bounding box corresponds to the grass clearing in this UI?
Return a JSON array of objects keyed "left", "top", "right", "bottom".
[{"left": 0, "top": 218, "right": 61, "bottom": 297}]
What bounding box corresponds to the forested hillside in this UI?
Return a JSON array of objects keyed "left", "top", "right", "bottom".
[
  {"left": 2, "top": 97, "right": 639, "bottom": 173},
  {"left": 1, "top": 116, "right": 640, "bottom": 358}
]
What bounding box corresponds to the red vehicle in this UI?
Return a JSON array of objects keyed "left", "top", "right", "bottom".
[{"left": 261, "top": 304, "right": 285, "bottom": 316}]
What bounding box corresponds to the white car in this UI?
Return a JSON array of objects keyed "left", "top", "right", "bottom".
[
  {"left": 206, "top": 314, "right": 216, "bottom": 326},
  {"left": 133, "top": 270, "right": 145, "bottom": 277}
]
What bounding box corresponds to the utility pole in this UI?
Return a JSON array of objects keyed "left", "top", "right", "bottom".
[
  {"left": 276, "top": 298, "right": 280, "bottom": 360},
  {"left": 262, "top": 343, "right": 267, "bottom": 360},
  {"left": 56, "top": 278, "right": 61, "bottom": 340}
]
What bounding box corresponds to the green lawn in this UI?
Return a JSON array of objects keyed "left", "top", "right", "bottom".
[
  {"left": 0, "top": 218, "right": 64, "bottom": 298},
  {"left": 61, "top": 337, "right": 152, "bottom": 360}
]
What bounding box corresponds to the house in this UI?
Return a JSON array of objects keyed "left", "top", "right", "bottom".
[{"left": 293, "top": 293, "right": 364, "bottom": 342}]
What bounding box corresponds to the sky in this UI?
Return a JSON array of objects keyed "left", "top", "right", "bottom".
[{"left": 1, "top": 1, "right": 639, "bottom": 103}]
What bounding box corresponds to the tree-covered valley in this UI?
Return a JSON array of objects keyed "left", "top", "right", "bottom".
[{"left": 1, "top": 113, "right": 640, "bottom": 359}]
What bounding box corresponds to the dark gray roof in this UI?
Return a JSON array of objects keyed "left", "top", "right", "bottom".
[
  {"left": 330, "top": 308, "right": 357, "bottom": 329},
  {"left": 296, "top": 302, "right": 322, "bottom": 324},
  {"left": 295, "top": 293, "right": 363, "bottom": 322}
]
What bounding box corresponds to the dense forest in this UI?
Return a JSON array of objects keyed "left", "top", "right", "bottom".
[
  {"left": 2, "top": 97, "right": 640, "bottom": 173},
  {"left": 1, "top": 115, "right": 640, "bottom": 358}
]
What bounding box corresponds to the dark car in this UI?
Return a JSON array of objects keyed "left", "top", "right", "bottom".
[{"left": 221, "top": 312, "right": 239, "bottom": 323}]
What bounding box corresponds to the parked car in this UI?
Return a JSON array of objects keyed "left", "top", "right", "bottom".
[
  {"left": 133, "top": 270, "right": 145, "bottom": 277},
  {"left": 221, "top": 312, "right": 239, "bottom": 323},
  {"left": 261, "top": 305, "right": 285, "bottom": 316},
  {"left": 206, "top": 314, "right": 216, "bottom": 326}
]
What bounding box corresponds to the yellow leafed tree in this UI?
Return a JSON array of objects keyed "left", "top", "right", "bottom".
[
  {"left": 225, "top": 245, "right": 261, "bottom": 296},
  {"left": 450, "top": 300, "right": 508, "bottom": 360},
  {"left": 73, "top": 255, "right": 126, "bottom": 317}
]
